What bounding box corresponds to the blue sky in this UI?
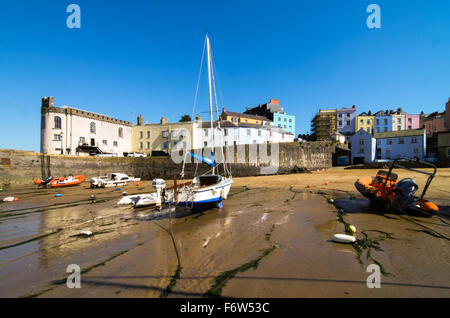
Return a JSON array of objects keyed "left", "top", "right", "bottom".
[{"left": 0, "top": 0, "right": 449, "bottom": 151}]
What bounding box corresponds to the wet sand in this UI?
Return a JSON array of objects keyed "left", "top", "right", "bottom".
[{"left": 0, "top": 168, "right": 449, "bottom": 298}]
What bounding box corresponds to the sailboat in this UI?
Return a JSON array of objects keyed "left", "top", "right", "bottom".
[{"left": 168, "top": 33, "right": 233, "bottom": 212}]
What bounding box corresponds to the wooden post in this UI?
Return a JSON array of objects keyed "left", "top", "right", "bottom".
[{"left": 174, "top": 175, "right": 178, "bottom": 203}]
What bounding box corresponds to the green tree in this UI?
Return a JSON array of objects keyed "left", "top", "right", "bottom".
[{"left": 179, "top": 115, "right": 192, "bottom": 122}]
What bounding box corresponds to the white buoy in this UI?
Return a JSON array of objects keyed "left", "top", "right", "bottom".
[
  {"left": 79, "top": 230, "right": 92, "bottom": 237},
  {"left": 332, "top": 234, "right": 356, "bottom": 243}
]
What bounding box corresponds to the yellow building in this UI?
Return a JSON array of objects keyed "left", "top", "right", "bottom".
[
  {"left": 131, "top": 116, "right": 197, "bottom": 155},
  {"left": 355, "top": 112, "right": 374, "bottom": 134},
  {"left": 220, "top": 108, "right": 270, "bottom": 126}
]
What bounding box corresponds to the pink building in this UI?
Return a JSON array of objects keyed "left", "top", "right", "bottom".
[{"left": 405, "top": 114, "right": 420, "bottom": 130}]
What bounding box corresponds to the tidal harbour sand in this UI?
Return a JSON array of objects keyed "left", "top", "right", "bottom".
[{"left": 0, "top": 168, "right": 449, "bottom": 298}]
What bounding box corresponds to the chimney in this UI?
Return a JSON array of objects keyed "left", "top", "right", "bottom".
[
  {"left": 137, "top": 115, "right": 143, "bottom": 126},
  {"left": 196, "top": 114, "right": 202, "bottom": 121},
  {"left": 368, "top": 110, "right": 372, "bottom": 115},
  {"left": 160, "top": 117, "right": 168, "bottom": 124},
  {"left": 270, "top": 99, "right": 279, "bottom": 105},
  {"left": 352, "top": 105, "right": 356, "bottom": 109}
]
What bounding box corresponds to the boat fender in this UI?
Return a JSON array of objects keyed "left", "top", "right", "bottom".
[{"left": 332, "top": 234, "right": 356, "bottom": 244}]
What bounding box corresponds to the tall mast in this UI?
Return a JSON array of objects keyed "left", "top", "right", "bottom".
[{"left": 206, "top": 33, "right": 215, "bottom": 174}]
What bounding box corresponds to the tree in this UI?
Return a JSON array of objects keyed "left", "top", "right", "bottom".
[{"left": 179, "top": 115, "right": 192, "bottom": 122}]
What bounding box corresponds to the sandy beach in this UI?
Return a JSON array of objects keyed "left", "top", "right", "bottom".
[{"left": 0, "top": 168, "right": 449, "bottom": 298}]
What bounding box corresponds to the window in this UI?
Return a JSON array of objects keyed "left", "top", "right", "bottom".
[
  {"left": 376, "top": 119, "right": 380, "bottom": 125},
  {"left": 278, "top": 117, "right": 281, "bottom": 121},
  {"left": 253, "top": 140, "right": 256, "bottom": 144},
  {"left": 102, "top": 140, "right": 107, "bottom": 145},
  {"left": 367, "top": 120, "right": 370, "bottom": 125},
  {"left": 359, "top": 139, "right": 364, "bottom": 145},
  {"left": 90, "top": 122, "right": 96, "bottom": 134},
  {"left": 397, "top": 125, "right": 401, "bottom": 130},
  {"left": 384, "top": 119, "right": 388, "bottom": 125},
  {"left": 366, "top": 128, "right": 370, "bottom": 133},
  {"left": 204, "top": 129, "right": 208, "bottom": 136},
  {"left": 411, "top": 137, "right": 417, "bottom": 143},
  {"left": 387, "top": 139, "right": 392, "bottom": 145},
  {"left": 384, "top": 127, "right": 388, "bottom": 132},
  {"left": 204, "top": 141, "right": 207, "bottom": 147},
  {"left": 140, "top": 131, "right": 143, "bottom": 139},
  {"left": 54, "top": 116, "right": 62, "bottom": 129},
  {"left": 118, "top": 127, "right": 123, "bottom": 138},
  {"left": 397, "top": 118, "right": 401, "bottom": 124},
  {"left": 79, "top": 137, "right": 85, "bottom": 144},
  {"left": 338, "top": 114, "right": 342, "bottom": 118},
  {"left": 54, "top": 134, "right": 61, "bottom": 141},
  {"left": 408, "top": 125, "right": 412, "bottom": 130},
  {"left": 376, "top": 128, "right": 380, "bottom": 133},
  {"left": 359, "top": 148, "right": 364, "bottom": 154},
  {"left": 224, "top": 141, "right": 228, "bottom": 146},
  {"left": 398, "top": 138, "right": 404, "bottom": 144},
  {"left": 408, "top": 118, "right": 412, "bottom": 124},
  {"left": 386, "top": 149, "right": 391, "bottom": 159},
  {"left": 147, "top": 131, "right": 150, "bottom": 139},
  {"left": 413, "top": 147, "right": 418, "bottom": 154},
  {"left": 224, "top": 128, "right": 228, "bottom": 136},
  {"left": 258, "top": 130, "right": 261, "bottom": 137},
  {"left": 377, "top": 139, "right": 381, "bottom": 145},
  {"left": 339, "top": 121, "right": 342, "bottom": 126},
  {"left": 346, "top": 113, "right": 350, "bottom": 118},
  {"left": 284, "top": 118, "right": 287, "bottom": 122},
  {"left": 113, "top": 141, "right": 118, "bottom": 147},
  {"left": 232, "top": 117, "right": 238, "bottom": 123},
  {"left": 360, "top": 119, "right": 363, "bottom": 125},
  {"left": 247, "top": 129, "right": 251, "bottom": 136},
  {"left": 139, "top": 142, "right": 143, "bottom": 149},
  {"left": 346, "top": 121, "right": 350, "bottom": 126},
  {"left": 162, "top": 131, "right": 169, "bottom": 137},
  {"left": 289, "top": 119, "right": 292, "bottom": 123}
]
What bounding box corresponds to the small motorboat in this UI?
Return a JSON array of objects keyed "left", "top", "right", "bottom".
[
  {"left": 355, "top": 157, "right": 439, "bottom": 217},
  {"left": 90, "top": 173, "right": 141, "bottom": 188},
  {"left": 117, "top": 179, "right": 166, "bottom": 208},
  {"left": 35, "top": 175, "right": 86, "bottom": 188}
]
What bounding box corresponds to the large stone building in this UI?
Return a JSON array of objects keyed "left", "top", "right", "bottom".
[{"left": 40, "top": 97, "right": 132, "bottom": 156}]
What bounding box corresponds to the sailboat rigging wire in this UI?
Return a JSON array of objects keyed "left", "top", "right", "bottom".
[{"left": 182, "top": 37, "right": 207, "bottom": 178}]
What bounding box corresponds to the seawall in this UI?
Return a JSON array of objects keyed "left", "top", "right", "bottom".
[{"left": 0, "top": 142, "right": 333, "bottom": 188}]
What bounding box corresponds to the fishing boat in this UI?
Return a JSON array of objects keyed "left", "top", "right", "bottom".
[
  {"left": 169, "top": 33, "right": 233, "bottom": 212},
  {"left": 355, "top": 157, "right": 439, "bottom": 217},
  {"left": 90, "top": 173, "right": 141, "bottom": 188},
  {"left": 34, "top": 175, "right": 86, "bottom": 188}
]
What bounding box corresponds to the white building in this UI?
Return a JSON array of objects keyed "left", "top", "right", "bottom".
[
  {"left": 196, "top": 121, "right": 294, "bottom": 149},
  {"left": 40, "top": 97, "right": 132, "bottom": 156},
  {"left": 351, "top": 129, "right": 376, "bottom": 164}
]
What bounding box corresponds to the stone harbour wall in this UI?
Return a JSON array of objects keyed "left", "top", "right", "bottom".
[{"left": 0, "top": 142, "right": 333, "bottom": 188}]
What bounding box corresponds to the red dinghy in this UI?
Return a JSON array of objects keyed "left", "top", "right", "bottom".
[{"left": 35, "top": 175, "right": 86, "bottom": 188}]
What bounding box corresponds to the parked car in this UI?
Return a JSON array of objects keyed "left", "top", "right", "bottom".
[{"left": 126, "top": 152, "right": 146, "bottom": 157}]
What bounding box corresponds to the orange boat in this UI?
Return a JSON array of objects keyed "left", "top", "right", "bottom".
[
  {"left": 354, "top": 157, "right": 439, "bottom": 217},
  {"left": 34, "top": 175, "right": 86, "bottom": 188}
]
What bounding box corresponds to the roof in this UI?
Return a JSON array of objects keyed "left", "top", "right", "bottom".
[
  {"left": 222, "top": 110, "right": 271, "bottom": 122},
  {"left": 337, "top": 107, "right": 357, "bottom": 112},
  {"left": 374, "top": 129, "right": 425, "bottom": 139}
]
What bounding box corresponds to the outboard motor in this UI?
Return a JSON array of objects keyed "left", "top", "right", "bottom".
[
  {"left": 395, "top": 178, "right": 419, "bottom": 210},
  {"left": 152, "top": 179, "right": 166, "bottom": 205},
  {"left": 41, "top": 176, "right": 54, "bottom": 187}
]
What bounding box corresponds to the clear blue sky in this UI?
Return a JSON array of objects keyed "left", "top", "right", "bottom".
[{"left": 0, "top": 0, "right": 449, "bottom": 152}]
